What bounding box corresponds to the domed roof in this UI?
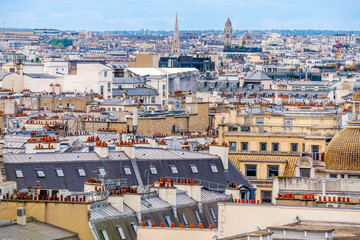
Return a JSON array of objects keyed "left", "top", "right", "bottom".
[
  {"left": 353, "top": 90, "right": 360, "bottom": 101},
  {"left": 324, "top": 124, "right": 360, "bottom": 170}
]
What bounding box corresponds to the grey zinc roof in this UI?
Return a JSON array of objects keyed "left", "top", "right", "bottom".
[
  {"left": 176, "top": 189, "right": 197, "bottom": 207},
  {"left": 201, "top": 189, "right": 232, "bottom": 203},
  {"left": 0, "top": 219, "right": 79, "bottom": 240},
  {"left": 245, "top": 71, "right": 271, "bottom": 81},
  {"left": 24, "top": 73, "right": 56, "bottom": 79},
  {"left": 100, "top": 99, "right": 135, "bottom": 106},
  {"left": 113, "top": 77, "right": 145, "bottom": 84},
  {"left": 91, "top": 203, "right": 128, "bottom": 221},
  {"left": 0, "top": 71, "right": 12, "bottom": 80},
  {"left": 3, "top": 152, "right": 102, "bottom": 163},
  {"left": 140, "top": 197, "right": 171, "bottom": 213},
  {"left": 135, "top": 148, "right": 219, "bottom": 161}
]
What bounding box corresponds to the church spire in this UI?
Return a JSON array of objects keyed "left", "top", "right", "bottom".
[
  {"left": 172, "top": 14, "right": 180, "bottom": 54},
  {"left": 224, "top": 17, "right": 233, "bottom": 48}
]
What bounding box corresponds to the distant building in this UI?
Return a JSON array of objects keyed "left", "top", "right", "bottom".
[
  {"left": 159, "top": 56, "right": 215, "bottom": 72},
  {"left": 172, "top": 15, "right": 181, "bottom": 54},
  {"left": 224, "top": 18, "right": 233, "bottom": 48}
]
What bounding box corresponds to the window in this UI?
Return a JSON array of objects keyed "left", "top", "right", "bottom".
[
  {"left": 229, "top": 142, "right": 236, "bottom": 152},
  {"left": 151, "top": 96, "right": 155, "bottom": 104},
  {"left": 190, "top": 164, "right": 198, "bottom": 173},
  {"left": 245, "top": 165, "right": 257, "bottom": 177},
  {"left": 181, "top": 213, "right": 188, "bottom": 226},
  {"left": 272, "top": 143, "right": 279, "bottom": 152},
  {"left": 56, "top": 169, "right": 64, "bottom": 177},
  {"left": 210, "top": 164, "right": 218, "bottom": 173},
  {"left": 117, "top": 227, "right": 126, "bottom": 239},
  {"left": 261, "top": 190, "right": 272, "bottom": 204},
  {"left": 291, "top": 143, "right": 298, "bottom": 153},
  {"left": 285, "top": 119, "right": 293, "bottom": 131},
  {"left": 330, "top": 174, "right": 337, "bottom": 178},
  {"left": 101, "top": 230, "right": 110, "bottom": 240},
  {"left": 300, "top": 168, "right": 311, "bottom": 178},
  {"left": 37, "top": 170, "right": 45, "bottom": 178},
  {"left": 260, "top": 142, "right": 267, "bottom": 152},
  {"left": 100, "top": 86, "right": 104, "bottom": 96},
  {"left": 98, "top": 168, "right": 106, "bottom": 176},
  {"left": 195, "top": 210, "right": 202, "bottom": 223},
  {"left": 104, "top": 71, "right": 107, "bottom": 77},
  {"left": 15, "top": 170, "right": 23, "bottom": 178},
  {"left": 165, "top": 216, "right": 172, "bottom": 227},
  {"left": 150, "top": 165, "right": 158, "bottom": 175},
  {"left": 210, "top": 207, "right": 217, "bottom": 221},
  {"left": 78, "top": 168, "right": 86, "bottom": 177},
  {"left": 132, "top": 224, "right": 138, "bottom": 233},
  {"left": 311, "top": 145, "right": 319, "bottom": 153},
  {"left": 268, "top": 165, "right": 279, "bottom": 178},
  {"left": 241, "top": 142, "right": 248, "bottom": 152},
  {"left": 146, "top": 219, "right": 152, "bottom": 226},
  {"left": 123, "top": 166, "right": 131, "bottom": 175},
  {"left": 170, "top": 165, "right": 178, "bottom": 174}
]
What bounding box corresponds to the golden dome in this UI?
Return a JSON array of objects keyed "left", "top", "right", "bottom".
[
  {"left": 353, "top": 90, "right": 360, "bottom": 101},
  {"left": 324, "top": 125, "right": 360, "bottom": 170}
]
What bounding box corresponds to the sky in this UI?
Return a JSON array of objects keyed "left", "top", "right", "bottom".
[{"left": 1, "top": 0, "right": 360, "bottom": 31}]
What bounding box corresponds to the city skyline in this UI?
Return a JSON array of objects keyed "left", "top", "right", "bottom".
[{"left": 1, "top": 0, "right": 360, "bottom": 31}]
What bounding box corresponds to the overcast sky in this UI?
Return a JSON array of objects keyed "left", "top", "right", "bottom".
[{"left": 1, "top": 0, "right": 359, "bottom": 31}]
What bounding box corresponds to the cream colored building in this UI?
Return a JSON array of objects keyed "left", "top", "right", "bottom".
[{"left": 220, "top": 107, "right": 340, "bottom": 202}]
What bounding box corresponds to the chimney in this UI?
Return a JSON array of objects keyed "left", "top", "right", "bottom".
[
  {"left": 209, "top": 142, "right": 229, "bottom": 170},
  {"left": 133, "top": 107, "right": 138, "bottom": 133},
  {"left": 115, "top": 142, "right": 135, "bottom": 159},
  {"left": 158, "top": 186, "right": 177, "bottom": 206},
  {"left": 225, "top": 185, "right": 241, "bottom": 200},
  {"left": 175, "top": 181, "right": 202, "bottom": 202},
  {"left": 17, "top": 207, "right": 26, "bottom": 226},
  {"left": 94, "top": 142, "right": 109, "bottom": 158},
  {"left": 108, "top": 195, "right": 124, "bottom": 212},
  {"left": 123, "top": 192, "right": 141, "bottom": 212}
]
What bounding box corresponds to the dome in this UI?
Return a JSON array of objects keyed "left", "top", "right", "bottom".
[
  {"left": 324, "top": 124, "right": 360, "bottom": 170},
  {"left": 353, "top": 90, "right": 360, "bottom": 101}
]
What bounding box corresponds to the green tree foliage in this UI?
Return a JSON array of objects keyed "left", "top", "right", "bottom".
[{"left": 51, "top": 38, "right": 73, "bottom": 49}]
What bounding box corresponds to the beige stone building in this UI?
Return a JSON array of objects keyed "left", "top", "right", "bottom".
[{"left": 220, "top": 107, "right": 340, "bottom": 202}]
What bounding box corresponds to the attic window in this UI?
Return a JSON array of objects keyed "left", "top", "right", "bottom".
[
  {"left": 117, "top": 227, "right": 126, "bottom": 239},
  {"left": 78, "top": 168, "right": 86, "bottom": 177},
  {"left": 56, "top": 169, "right": 64, "bottom": 177},
  {"left": 132, "top": 224, "right": 138, "bottom": 233},
  {"left": 181, "top": 213, "right": 189, "bottom": 226},
  {"left": 210, "top": 207, "right": 217, "bottom": 221},
  {"left": 210, "top": 164, "right": 218, "bottom": 173},
  {"left": 170, "top": 165, "right": 178, "bottom": 174},
  {"left": 190, "top": 164, "right": 198, "bottom": 174},
  {"left": 150, "top": 165, "right": 158, "bottom": 175},
  {"left": 98, "top": 167, "right": 106, "bottom": 176},
  {"left": 146, "top": 219, "right": 152, "bottom": 226},
  {"left": 15, "top": 170, "right": 23, "bottom": 178},
  {"left": 195, "top": 210, "right": 202, "bottom": 223},
  {"left": 123, "top": 166, "right": 131, "bottom": 175},
  {"left": 165, "top": 216, "right": 172, "bottom": 227},
  {"left": 36, "top": 170, "right": 45, "bottom": 178},
  {"left": 101, "top": 230, "right": 110, "bottom": 240}
]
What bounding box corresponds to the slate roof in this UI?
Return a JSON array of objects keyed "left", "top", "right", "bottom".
[
  {"left": 113, "top": 77, "right": 145, "bottom": 85},
  {"left": 123, "top": 87, "right": 158, "bottom": 96},
  {"left": 4, "top": 147, "right": 254, "bottom": 192}
]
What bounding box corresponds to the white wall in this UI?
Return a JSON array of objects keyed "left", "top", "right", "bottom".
[{"left": 217, "top": 203, "right": 360, "bottom": 238}]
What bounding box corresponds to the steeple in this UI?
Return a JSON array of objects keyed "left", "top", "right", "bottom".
[
  {"left": 224, "top": 18, "right": 233, "bottom": 48},
  {"left": 172, "top": 14, "right": 180, "bottom": 54}
]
